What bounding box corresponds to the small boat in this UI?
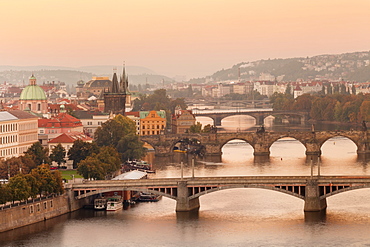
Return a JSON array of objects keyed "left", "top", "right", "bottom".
[
  {"left": 94, "top": 198, "right": 107, "bottom": 210},
  {"left": 137, "top": 192, "right": 162, "bottom": 202},
  {"left": 106, "top": 196, "right": 123, "bottom": 211}
]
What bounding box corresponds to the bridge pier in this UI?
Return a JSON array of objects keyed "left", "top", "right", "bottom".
[
  {"left": 253, "top": 142, "right": 270, "bottom": 156},
  {"left": 304, "top": 179, "right": 327, "bottom": 212},
  {"left": 305, "top": 142, "right": 322, "bottom": 156},
  {"left": 176, "top": 181, "right": 200, "bottom": 212}
]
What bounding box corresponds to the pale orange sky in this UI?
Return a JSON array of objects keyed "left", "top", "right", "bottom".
[{"left": 1, "top": 0, "right": 369, "bottom": 78}]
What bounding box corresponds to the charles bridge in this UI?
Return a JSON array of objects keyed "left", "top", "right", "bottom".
[{"left": 140, "top": 130, "right": 370, "bottom": 157}]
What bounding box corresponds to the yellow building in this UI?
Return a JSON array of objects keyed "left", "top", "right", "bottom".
[{"left": 140, "top": 110, "right": 166, "bottom": 136}]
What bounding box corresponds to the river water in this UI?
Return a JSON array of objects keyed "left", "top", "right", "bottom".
[{"left": 1, "top": 116, "right": 370, "bottom": 247}]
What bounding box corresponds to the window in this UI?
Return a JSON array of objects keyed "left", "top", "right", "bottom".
[
  {"left": 98, "top": 122, "right": 102, "bottom": 125},
  {"left": 37, "top": 204, "right": 40, "bottom": 212},
  {"left": 30, "top": 205, "right": 34, "bottom": 214},
  {"left": 50, "top": 200, "right": 53, "bottom": 208},
  {"left": 44, "top": 202, "right": 47, "bottom": 209}
]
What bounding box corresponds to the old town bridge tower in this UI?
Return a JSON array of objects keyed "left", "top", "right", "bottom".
[{"left": 103, "top": 66, "right": 128, "bottom": 115}]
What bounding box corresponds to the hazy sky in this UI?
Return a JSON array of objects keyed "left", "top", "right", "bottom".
[{"left": 1, "top": 0, "right": 369, "bottom": 78}]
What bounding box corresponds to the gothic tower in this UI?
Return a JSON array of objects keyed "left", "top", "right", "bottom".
[{"left": 103, "top": 65, "right": 128, "bottom": 115}]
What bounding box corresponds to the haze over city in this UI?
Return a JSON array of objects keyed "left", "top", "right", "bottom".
[{"left": 1, "top": 0, "right": 369, "bottom": 78}]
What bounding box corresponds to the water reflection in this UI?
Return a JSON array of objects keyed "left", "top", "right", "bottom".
[{"left": 304, "top": 210, "right": 327, "bottom": 223}]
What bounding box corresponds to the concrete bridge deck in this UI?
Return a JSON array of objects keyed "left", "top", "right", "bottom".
[{"left": 71, "top": 175, "right": 370, "bottom": 212}]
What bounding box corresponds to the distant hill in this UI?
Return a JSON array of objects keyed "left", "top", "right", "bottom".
[
  {"left": 0, "top": 65, "right": 173, "bottom": 86},
  {"left": 190, "top": 51, "right": 370, "bottom": 83}
]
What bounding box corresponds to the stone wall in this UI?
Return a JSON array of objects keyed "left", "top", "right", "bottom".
[{"left": 0, "top": 190, "right": 88, "bottom": 233}]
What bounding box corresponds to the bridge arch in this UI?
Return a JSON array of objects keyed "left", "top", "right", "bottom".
[
  {"left": 319, "top": 134, "right": 360, "bottom": 151},
  {"left": 321, "top": 185, "right": 370, "bottom": 199},
  {"left": 219, "top": 138, "right": 255, "bottom": 155},
  {"left": 188, "top": 185, "right": 304, "bottom": 200},
  {"left": 75, "top": 187, "right": 177, "bottom": 200},
  {"left": 268, "top": 136, "right": 307, "bottom": 156}
]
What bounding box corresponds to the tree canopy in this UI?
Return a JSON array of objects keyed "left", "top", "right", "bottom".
[
  {"left": 68, "top": 140, "right": 99, "bottom": 169},
  {"left": 94, "top": 114, "right": 136, "bottom": 147},
  {"left": 25, "top": 142, "right": 51, "bottom": 166},
  {"left": 50, "top": 143, "right": 66, "bottom": 168}
]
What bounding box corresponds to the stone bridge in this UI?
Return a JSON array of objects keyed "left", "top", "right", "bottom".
[
  {"left": 192, "top": 109, "right": 309, "bottom": 126},
  {"left": 71, "top": 176, "right": 370, "bottom": 212},
  {"left": 140, "top": 130, "right": 370, "bottom": 157}
]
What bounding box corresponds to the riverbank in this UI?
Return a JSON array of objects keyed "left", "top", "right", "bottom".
[{"left": 0, "top": 187, "right": 88, "bottom": 233}]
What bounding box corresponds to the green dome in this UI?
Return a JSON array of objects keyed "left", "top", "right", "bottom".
[{"left": 20, "top": 85, "right": 47, "bottom": 100}]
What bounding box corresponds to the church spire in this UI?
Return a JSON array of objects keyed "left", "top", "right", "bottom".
[
  {"left": 120, "top": 62, "right": 127, "bottom": 93},
  {"left": 111, "top": 70, "right": 119, "bottom": 93}
]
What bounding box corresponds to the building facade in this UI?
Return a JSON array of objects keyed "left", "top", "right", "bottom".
[
  {"left": 140, "top": 110, "right": 166, "bottom": 136},
  {"left": 0, "top": 110, "right": 38, "bottom": 159},
  {"left": 171, "top": 106, "right": 196, "bottom": 134},
  {"left": 19, "top": 75, "right": 48, "bottom": 115}
]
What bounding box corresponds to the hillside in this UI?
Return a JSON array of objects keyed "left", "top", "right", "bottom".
[
  {"left": 0, "top": 65, "right": 173, "bottom": 86},
  {"left": 191, "top": 51, "right": 370, "bottom": 83}
]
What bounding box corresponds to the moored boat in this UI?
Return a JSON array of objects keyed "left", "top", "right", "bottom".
[
  {"left": 106, "top": 196, "right": 123, "bottom": 211},
  {"left": 136, "top": 192, "right": 162, "bottom": 202},
  {"left": 94, "top": 198, "right": 107, "bottom": 210}
]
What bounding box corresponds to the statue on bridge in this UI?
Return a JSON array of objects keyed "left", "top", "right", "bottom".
[{"left": 256, "top": 125, "right": 265, "bottom": 134}]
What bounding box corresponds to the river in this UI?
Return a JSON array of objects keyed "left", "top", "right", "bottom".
[{"left": 1, "top": 116, "right": 370, "bottom": 247}]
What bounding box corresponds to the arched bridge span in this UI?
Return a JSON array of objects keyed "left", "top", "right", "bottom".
[
  {"left": 71, "top": 175, "right": 370, "bottom": 213},
  {"left": 140, "top": 130, "right": 370, "bottom": 157}
]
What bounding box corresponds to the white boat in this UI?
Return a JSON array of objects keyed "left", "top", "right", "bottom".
[
  {"left": 106, "top": 196, "right": 123, "bottom": 211},
  {"left": 94, "top": 198, "right": 107, "bottom": 210}
]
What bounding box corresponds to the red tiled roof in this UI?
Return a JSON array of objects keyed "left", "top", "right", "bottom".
[
  {"left": 38, "top": 113, "right": 82, "bottom": 128},
  {"left": 126, "top": 111, "right": 140, "bottom": 117},
  {"left": 48, "top": 132, "right": 93, "bottom": 143}
]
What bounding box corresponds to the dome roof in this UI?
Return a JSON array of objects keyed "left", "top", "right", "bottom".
[{"left": 20, "top": 85, "right": 47, "bottom": 100}]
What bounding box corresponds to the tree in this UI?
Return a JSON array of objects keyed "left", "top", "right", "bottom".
[
  {"left": 30, "top": 164, "right": 57, "bottom": 196},
  {"left": 359, "top": 101, "right": 370, "bottom": 122},
  {"left": 189, "top": 122, "right": 202, "bottom": 133},
  {"left": 51, "top": 170, "right": 65, "bottom": 194},
  {"left": 94, "top": 115, "right": 136, "bottom": 147},
  {"left": 68, "top": 140, "right": 99, "bottom": 169},
  {"left": 116, "top": 133, "right": 147, "bottom": 161},
  {"left": 50, "top": 143, "right": 66, "bottom": 168},
  {"left": 96, "top": 146, "right": 122, "bottom": 178},
  {"left": 25, "top": 174, "right": 39, "bottom": 198},
  {"left": 77, "top": 156, "right": 105, "bottom": 180},
  {"left": 0, "top": 184, "right": 11, "bottom": 204},
  {"left": 8, "top": 173, "right": 31, "bottom": 202},
  {"left": 25, "top": 142, "right": 51, "bottom": 166}
]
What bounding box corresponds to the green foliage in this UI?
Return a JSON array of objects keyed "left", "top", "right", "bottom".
[
  {"left": 273, "top": 93, "right": 370, "bottom": 123},
  {"left": 68, "top": 140, "right": 99, "bottom": 169},
  {"left": 0, "top": 184, "right": 11, "bottom": 204},
  {"left": 8, "top": 173, "right": 30, "bottom": 202},
  {"left": 116, "top": 133, "right": 147, "bottom": 161},
  {"left": 25, "top": 142, "right": 51, "bottom": 166},
  {"left": 50, "top": 143, "right": 66, "bottom": 168},
  {"left": 77, "top": 146, "right": 122, "bottom": 180},
  {"left": 94, "top": 114, "right": 136, "bottom": 147},
  {"left": 189, "top": 122, "right": 202, "bottom": 133},
  {"left": 30, "top": 164, "right": 58, "bottom": 196},
  {"left": 77, "top": 156, "right": 105, "bottom": 180},
  {"left": 132, "top": 89, "right": 187, "bottom": 114}
]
